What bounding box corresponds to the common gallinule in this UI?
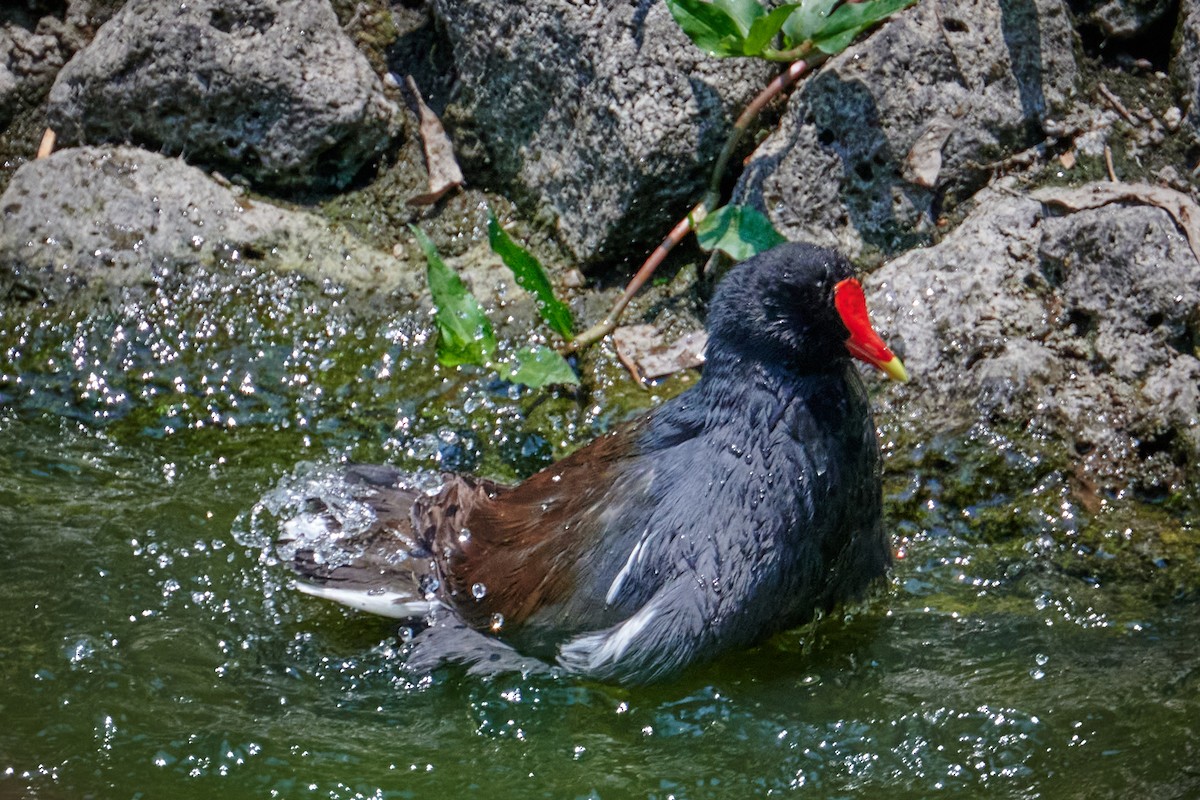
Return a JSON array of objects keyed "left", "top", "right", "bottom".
[{"left": 280, "top": 242, "right": 908, "bottom": 684}]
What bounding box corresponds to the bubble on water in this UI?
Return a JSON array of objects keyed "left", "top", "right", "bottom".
[
  {"left": 65, "top": 636, "right": 95, "bottom": 666},
  {"left": 236, "top": 461, "right": 442, "bottom": 574}
]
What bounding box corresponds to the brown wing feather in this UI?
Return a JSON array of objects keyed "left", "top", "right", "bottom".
[{"left": 432, "top": 425, "right": 639, "bottom": 630}]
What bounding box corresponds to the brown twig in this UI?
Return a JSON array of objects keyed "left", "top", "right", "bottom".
[
  {"left": 1104, "top": 144, "right": 1119, "bottom": 182},
  {"left": 36, "top": 128, "right": 56, "bottom": 159},
  {"left": 613, "top": 343, "right": 647, "bottom": 387},
  {"left": 563, "top": 56, "right": 825, "bottom": 354},
  {"left": 1097, "top": 82, "right": 1136, "bottom": 126}
]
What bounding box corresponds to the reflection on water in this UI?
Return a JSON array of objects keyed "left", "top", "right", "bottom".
[{"left": 1, "top": 272, "right": 1197, "bottom": 799}]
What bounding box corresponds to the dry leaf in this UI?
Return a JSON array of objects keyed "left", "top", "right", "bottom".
[
  {"left": 1032, "top": 182, "right": 1200, "bottom": 264},
  {"left": 403, "top": 75, "right": 464, "bottom": 206},
  {"left": 613, "top": 324, "right": 707, "bottom": 381},
  {"left": 903, "top": 116, "right": 957, "bottom": 188}
]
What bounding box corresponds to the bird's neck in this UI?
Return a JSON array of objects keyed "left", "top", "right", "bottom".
[
  {"left": 644, "top": 349, "right": 857, "bottom": 450},
  {"left": 701, "top": 348, "right": 850, "bottom": 404}
]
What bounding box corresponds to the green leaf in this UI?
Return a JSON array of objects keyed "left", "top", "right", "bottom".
[
  {"left": 713, "top": 0, "right": 766, "bottom": 36},
  {"left": 504, "top": 346, "right": 580, "bottom": 388},
  {"left": 781, "top": 0, "right": 840, "bottom": 46},
  {"left": 787, "top": 0, "right": 916, "bottom": 55},
  {"left": 410, "top": 225, "right": 496, "bottom": 368},
  {"left": 665, "top": 0, "right": 748, "bottom": 56},
  {"left": 487, "top": 213, "right": 575, "bottom": 341},
  {"left": 744, "top": 3, "right": 800, "bottom": 55},
  {"left": 694, "top": 205, "right": 787, "bottom": 261}
]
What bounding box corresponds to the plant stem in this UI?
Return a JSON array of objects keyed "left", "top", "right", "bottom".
[
  {"left": 565, "top": 203, "right": 705, "bottom": 353},
  {"left": 564, "top": 56, "right": 825, "bottom": 355},
  {"left": 707, "top": 55, "right": 826, "bottom": 203},
  {"left": 761, "top": 40, "right": 813, "bottom": 62}
]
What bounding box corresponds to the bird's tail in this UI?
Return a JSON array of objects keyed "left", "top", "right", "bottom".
[{"left": 272, "top": 463, "right": 445, "bottom": 620}]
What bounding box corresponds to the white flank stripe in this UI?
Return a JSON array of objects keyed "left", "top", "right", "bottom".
[
  {"left": 561, "top": 596, "right": 662, "bottom": 671},
  {"left": 593, "top": 603, "right": 656, "bottom": 665},
  {"left": 605, "top": 536, "right": 646, "bottom": 605}
]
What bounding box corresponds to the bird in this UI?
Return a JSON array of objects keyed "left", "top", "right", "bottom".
[{"left": 277, "top": 242, "right": 908, "bottom": 685}]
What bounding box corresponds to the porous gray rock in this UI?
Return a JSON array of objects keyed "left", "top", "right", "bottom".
[
  {"left": 1075, "top": 0, "right": 1174, "bottom": 39},
  {"left": 0, "top": 20, "right": 67, "bottom": 126},
  {"left": 0, "top": 146, "right": 419, "bottom": 300},
  {"left": 734, "top": 0, "right": 1078, "bottom": 258},
  {"left": 45, "top": 0, "right": 400, "bottom": 190},
  {"left": 1174, "top": 0, "right": 1200, "bottom": 139},
  {"left": 868, "top": 179, "right": 1200, "bottom": 496},
  {"left": 428, "top": 0, "right": 777, "bottom": 266}
]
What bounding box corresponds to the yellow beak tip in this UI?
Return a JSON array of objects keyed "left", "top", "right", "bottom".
[{"left": 881, "top": 356, "right": 909, "bottom": 383}]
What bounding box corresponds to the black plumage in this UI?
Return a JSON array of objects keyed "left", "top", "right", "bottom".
[{"left": 278, "top": 242, "right": 907, "bottom": 684}]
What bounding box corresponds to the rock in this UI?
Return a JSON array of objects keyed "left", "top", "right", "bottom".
[
  {"left": 1174, "top": 0, "right": 1200, "bottom": 138},
  {"left": 0, "top": 145, "right": 420, "bottom": 301},
  {"left": 46, "top": 0, "right": 400, "bottom": 191},
  {"left": 868, "top": 179, "right": 1200, "bottom": 497},
  {"left": 427, "top": 0, "right": 776, "bottom": 266},
  {"left": 0, "top": 18, "right": 68, "bottom": 126},
  {"left": 734, "top": 0, "right": 1078, "bottom": 258},
  {"left": 1074, "top": 0, "right": 1174, "bottom": 39}
]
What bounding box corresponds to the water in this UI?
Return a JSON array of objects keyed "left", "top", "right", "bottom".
[{"left": 1, "top": 270, "right": 1198, "bottom": 799}]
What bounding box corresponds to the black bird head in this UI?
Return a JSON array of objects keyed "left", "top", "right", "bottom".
[{"left": 705, "top": 242, "right": 908, "bottom": 381}]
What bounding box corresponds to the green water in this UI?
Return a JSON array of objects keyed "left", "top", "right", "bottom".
[{"left": 1, "top": 270, "right": 1197, "bottom": 799}]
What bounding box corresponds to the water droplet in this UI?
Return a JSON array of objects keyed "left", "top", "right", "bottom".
[
  {"left": 490, "top": 613, "right": 505, "bottom": 632},
  {"left": 471, "top": 582, "right": 487, "bottom": 600},
  {"left": 65, "top": 637, "right": 95, "bottom": 665},
  {"left": 398, "top": 626, "right": 414, "bottom": 642}
]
